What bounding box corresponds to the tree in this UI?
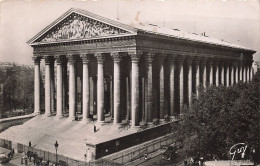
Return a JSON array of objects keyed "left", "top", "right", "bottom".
[
  {"left": 178, "top": 82, "right": 260, "bottom": 162},
  {"left": 2, "top": 66, "right": 34, "bottom": 116}
]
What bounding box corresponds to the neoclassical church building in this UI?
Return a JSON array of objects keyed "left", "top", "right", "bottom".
[
  {"left": 23, "top": 8, "right": 256, "bottom": 160},
  {"left": 28, "top": 8, "right": 255, "bottom": 126}
]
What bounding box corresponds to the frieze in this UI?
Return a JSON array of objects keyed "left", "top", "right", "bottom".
[
  {"left": 33, "top": 37, "right": 136, "bottom": 54},
  {"left": 37, "top": 13, "right": 130, "bottom": 42}
]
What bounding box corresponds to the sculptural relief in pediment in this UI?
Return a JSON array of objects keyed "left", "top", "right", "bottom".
[{"left": 37, "top": 13, "right": 131, "bottom": 42}]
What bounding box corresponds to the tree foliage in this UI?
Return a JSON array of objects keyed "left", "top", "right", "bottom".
[
  {"left": 178, "top": 81, "right": 260, "bottom": 160},
  {"left": 2, "top": 67, "right": 34, "bottom": 114}
]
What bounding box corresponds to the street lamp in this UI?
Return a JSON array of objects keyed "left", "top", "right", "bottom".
[{"left": 54, "top": 141, "right": 59, "bottom": 166}]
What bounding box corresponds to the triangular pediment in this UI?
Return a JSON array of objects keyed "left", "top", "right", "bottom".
[{"left": 28, "top": 8, "right": 137, "bottom": 45}]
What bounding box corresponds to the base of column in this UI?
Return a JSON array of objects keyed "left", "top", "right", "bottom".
[
  {"left": 33, "top": 112, "right": 40, "bottom": 116},
  {"left": 97, "top": 120, "right": 105, "bottom": 124},
  {"left": 81, "top": 118, "right": 91, "bottom": 124},
  {"left": 113, "top": 122, "right": 121, "bottom": 126},
  {"left": 130, "top": 126, "right": 140, "bottom": 131},
  {"left": 55, "top": 115, "right": 63, "bottom": 119},
  {"left": 44, "top": 113, "right": 52, "bottom": 117},
  {"left": 67, "top": 116, "right": 76, "bottom": 121}
]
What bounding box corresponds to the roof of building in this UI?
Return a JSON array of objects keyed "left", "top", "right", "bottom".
[{"left": 28, "top": 8, "right": 255, "bottom": 53}]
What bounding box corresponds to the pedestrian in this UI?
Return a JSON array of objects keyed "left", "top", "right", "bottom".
[
  {"left": 94, "top": 125, "right": 96, "bottom": 133},
  {"left": 184, "top": 158, "right": 187, "bottom": 166}
]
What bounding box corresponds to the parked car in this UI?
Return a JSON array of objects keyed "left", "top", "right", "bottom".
[{"left": 161, "top": 145, "right": 178, "bottom": 161}]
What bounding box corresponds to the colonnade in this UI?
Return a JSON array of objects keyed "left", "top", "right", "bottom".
[{"left": 32, "top": 53, "right": 253, "bottom": 128}]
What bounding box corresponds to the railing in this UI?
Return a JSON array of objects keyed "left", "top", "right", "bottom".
[{"left": 107, "top": 132, "right": 180, "bottom": 165}]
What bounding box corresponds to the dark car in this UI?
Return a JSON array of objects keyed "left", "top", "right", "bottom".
[{"left": 162, "top": 145, "right": 178, "bottom": 161}]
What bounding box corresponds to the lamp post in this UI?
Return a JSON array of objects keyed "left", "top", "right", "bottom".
[{"left": 54, "top": 141, "right": 59, "bottom": 166}]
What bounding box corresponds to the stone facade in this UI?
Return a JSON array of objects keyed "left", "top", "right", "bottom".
[{"left": 28, "top": 8, "right": 255, "bottom": 128}]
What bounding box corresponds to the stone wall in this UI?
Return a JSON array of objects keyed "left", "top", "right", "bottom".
[{"left": 0, "top": 114, "right": 34, "bottom": 132}]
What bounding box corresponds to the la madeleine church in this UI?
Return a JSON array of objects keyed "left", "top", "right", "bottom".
[{"left": 24, "top": 8, "right": 255, "bottom": 160}]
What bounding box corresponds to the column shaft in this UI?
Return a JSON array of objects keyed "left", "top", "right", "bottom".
[
  {"left": 56, "top": 56, "right": 63, "bottom": 118},
  {"left": 112, "top": 53, "right": 122, "bottom": 124},
  {"left": 215, "top": 63, "right": 219, "bottom": 86},
  {"left": 230, "top": 66, "right": 234, "bottom": 85},
  {"left": 195, "top": 62, "right": 200, "bottom": 96},
  {"left": 44, "top": 57, "right": 51, "bottom": 116},
  {"left": 169, "top": 56, "right": 177, "bottom": 116},
  {"left": 145, "top": 53, "right": 153, "bottom": 122},
  {"left": 186, "top": 57, "right": 193, "bottom": 107},
  {"left": 33, "top": 57, "right": 41, "bottom": 115},
  {"left": 50, "top": 62, "right": 55, "bottom": 113},
  {"left": 68, "top": 56, "right": 76, "bottom": 120},
  {"left": 130, "top": 52, "right": 140, "bottom": 128},
  {"left": 221, "top": 65, "right": 225, "bottom": 85},
  {"left": 209, "top": 63, "right": 214, "bottom": 85},
  {"left": 179, "top": 57, "right": 186, "bottom": 114},
  {"left": 96, "top": 53, "right": 105, "bottom": 123},
  {"left": 159, "top": 55, "right": 165, "bottom": 119},
  {"left": 226, "top": 64, "right": 230, "bottom": 86},
  {"left": 81, "top": 55, "right": 90, "bottom": 122}
]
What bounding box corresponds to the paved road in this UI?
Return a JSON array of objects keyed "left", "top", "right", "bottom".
[{"left": 139, "top": 154, "right": 180, "bottom": 166}]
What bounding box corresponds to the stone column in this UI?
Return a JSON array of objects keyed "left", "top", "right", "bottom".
[
  {"left": 225, "top": 62, "right": 230, "bottom": 86},
  {"left": 95, "top": 53, "right": 105, "bottom": 124},
  {"left": 239, "top": 66, "right": 243, "bottom": 82},
  {"left": 221, "top": 63, "right": 225, "bottom": 85},
  {"left": 130, "top": 51, "right": 141, "bottom": 128},
  {"left": 214, "top": 61, "right": 219, "bottom": 86},
  {"left": 248, "top": 66, "right": 251, "bottom": 81},
  {"left": 193, "top": 57, "right": 200, "bottom": 96},
  {"left": 32, "top": 56, "right": 41, "bottom": 115},
  {"left": 178, "top": 56, "right": 186, "bottom": 114},
  {"left": 234, "top": 64, "right": 238, "bottom": 83},
  {"left": 158, "top": 54, "right": 166, "bottom": 119},
  {"left": 169, "top": 55, "right": 177, "bottom": 116},
  {"left": 208, "top": 59, "right": 214, "bottom": 85},
  {"left": 200, "top": 58, "right": 207, "bottom": 89},
  {"left": 244, "top": 66, "right": 248, "bottom": 82},
  {"left": 55, "top": 56, "right": 63, "bottom": 118},
  {"left": 50, "top": 61, "right": 55, "bottom": 113},
  {"left": 186, "top": 56, "right": 193, "bottom": 107},
  {"left": 237, "top": 65, "right": 240, "bottom": 83},
  {"left": 111, "top": 52, "right": 122, "bottom": 125},
  {"left": 68, "top": 55, "right": 77, "bottom": 120},
  {"left": 44, "top": 56, "right": 52, "bottom": 116},
  {"left": 230, "top": 65, "right": 234, "bottom": 85},
  {"left": 242, "top": 66, "right": 245, "bottom": 82},
  {"left": 63, "top": 59, "right": 68, "bottom": 113},
  {"left": 145, "top": 53, "right": 153, "bottom": 123},
  {"left": 81, "top": 54, "right": 91, "bottom": 122}
]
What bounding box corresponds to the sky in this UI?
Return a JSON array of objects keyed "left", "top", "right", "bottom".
[{"left": 0, "top": 0, "right": 259, "bottom": 65}]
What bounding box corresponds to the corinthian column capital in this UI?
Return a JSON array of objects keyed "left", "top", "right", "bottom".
[
  {"left": 145, "top": 52, "right": 154, "bottom": 63},
  {"left": 32, "top": 56, "right": 42, "bottom": 65},
  {"left": 111, "top": 52, "right": 122, "bottom": 62},
  {"left": 67, "top": 55, "right": 77, "bottom": 64},
  {"left": 80, "top": 54, "right": 91, "bottom": 64},
  {"left": 95, "top": 53, "right": 105, "bottom": 64},
  {"left": 200, "top": 57, "right": 207, "bottom": 66},
  {"left": 43, "top": 56, "right": 53, "bottom": 65},
  {"left": 186, "top": 56, "right": 194, "bottom": 65},
  {"left": 129, "top": 51, "right": 142, "bottom": 62},
  {"left": 168, "top": 54, "right": 178, "bottom": 63},
  {"left": 54, "top": 55, "right": 64, "bottom": 65}
]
